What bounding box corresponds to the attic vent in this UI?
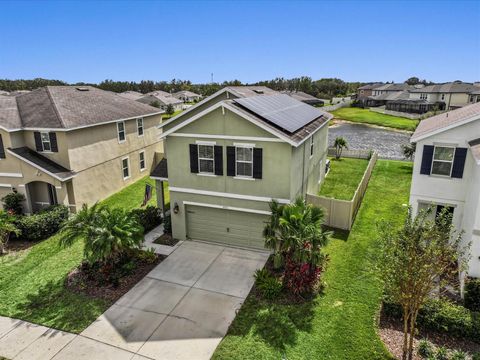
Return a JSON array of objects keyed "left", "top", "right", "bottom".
[
  {"left": 253, "top": 89, "right": 264, "bottom": 94},
  {"left": 76, "top": 87, "right": 89, "bottom": 91}
]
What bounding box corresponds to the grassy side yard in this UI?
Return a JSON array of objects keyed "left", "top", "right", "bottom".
[
  {"left": 319, "top": 158, "right": 369, "bottom": 200},
  {"left": 331, "top": 107, "right": 419, "bottom": 131},
  {"left": 0, "top": 176, "right": 168, "bottom": 333},
  {"left": 213, "top": 160, "right": 413, "bottom": 360},
  {"left": 162, "top": 109, "right": 182, "bottom": 120}
]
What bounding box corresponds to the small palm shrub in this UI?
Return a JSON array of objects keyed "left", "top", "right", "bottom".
[
  {"left": 60, "top": 203, "right": 143, "bottom": 266},
  {"left": 435, "top": 347, "right": 449, "bottom": 360},
  {"left": 450, "top": 350, "right": 467, "bottom": 360},
  {"left": 418, "top": 339, "right": 433, "bottom": 358},
  {"left": 254, "top": 269, "right": 282, "bottom": 300}
]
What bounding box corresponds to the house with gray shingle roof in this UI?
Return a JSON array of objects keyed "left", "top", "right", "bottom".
[
  {"left": 137, "top": 91, "right": 183, "bottom": 112},
  {"left": 409, "top": 102, "right": 480, "bottom": 286},
  {"left": 172, "top": 90, "right": 202, "bottom": 103},
  {"left": 0, "top": 86, "right": 164, "bottom": 213}
]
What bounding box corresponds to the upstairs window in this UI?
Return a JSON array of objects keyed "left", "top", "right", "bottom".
[
  {"left": 41, "top": 132, "right": 51, "bottom": 151},
  {"left": 139, "top": 151, "right": 146, "bottom": 171},
  {"left": 117, "top": 121, "right": 126, "bottom": 142},
  {"left": 236, "top": 146, "right": 253, "bottom": 177},
  {"left": 420, "top": 93, "right": 428, "bottom": 100},
  {"left": 198, "top": 144, "right": 214, "bottom": 174},
  {"left": 441, "top": 94, "right": 445, "bottom": 101},
  {"left": 137, "top": 118, "right": 144, "bottom": 136},
  {"left": 431, "top": 146, "right": 455, "bottom": 176},
  {"left": 310, "top": 136, "right": 314, "bottom": 157}
]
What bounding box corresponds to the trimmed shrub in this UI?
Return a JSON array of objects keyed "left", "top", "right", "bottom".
[
  {"left": 254, "top": 268, "right": 282, "bottom": 300},
  {"left": 383, "top": 297, "right": 480, "bottom": 342},
  {"left": 16, "top": 205, "right": 69, "bottom": 241},
  {"left": 1, "top": 192, "right": 25, "bottom": 215},
  {"left": 130, "top": 206, "right": 162, "bottom": 233},
  {"left": 418, "top": 339, "right": 433, "bottom": 358},
  {"left": 464, "top": 278, "right": 480, "bottom": 312}
]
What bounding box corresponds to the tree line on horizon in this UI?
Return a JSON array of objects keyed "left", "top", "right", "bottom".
[{"left": 0, "top": 76, "right": 434, "bottom": 100}]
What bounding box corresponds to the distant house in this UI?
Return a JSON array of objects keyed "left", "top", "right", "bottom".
[
  {"left": 409, "top": 102, "right": 480, "bottom": 284},
  {"left": 137, "top": 91, "right": 183, "bottom": 112},
  {"left": 356, "top": 83, "right": 384, "bottom": 99},
  {"left": 173, "top": 90, "right": 202, "bottom": 103},
  {"left": 0, "top": 86, "right": 163, "bottom": 213},
  {"left": 283, "top": 91, "right": 324, "bottom": 106},
  {"left": 408, "top": 82, "right": 480, "bottom": 111},
  {"left": 118, "top": 91, "right": 144, "bottom": 101}
]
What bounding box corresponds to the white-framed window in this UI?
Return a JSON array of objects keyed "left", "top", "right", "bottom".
[
  {"left": 139, "top": 151, "right": 146, "bottom": 171},
  {"left": 236, "top": 146, "right": 253, "bottom": 177},
  {"left": 420, "top": 93, "right": 428, "bottom": 100},
  {"left": 198, "top": 144, "right": 214, "bottom": 174},
  {"left": 122, "top": 157, "right": 130, "bottom": 179},
  {"left": 309, "top": 136, "right": 314, "bottom": 157},
  {"left": 137, "top": 118, "right": 144, "bottom": 136},
  {"left": 117, "top": 121, "right": 126, "bottom": 142},
  {"left": 470, "top": 95, "right": 475, "bottom": 103},
  {"left": 431, "top": 146, "right": 455, "bottom": 176},
  {"left": 441, "top": 94, "right": 445, "bottom": 101},
  {"left": 40, "top": 132, "right": 51, "bottom": 152}
]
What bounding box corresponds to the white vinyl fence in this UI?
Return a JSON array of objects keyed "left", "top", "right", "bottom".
[{"left": 307, "top": 151, "right": 378, "bottom": 230}]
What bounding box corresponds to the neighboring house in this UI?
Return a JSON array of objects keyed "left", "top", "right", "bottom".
[
  {"left": 137, "top": 91, "right": 183, "bottom": 111},
  {"left": 365, "top": 83, "right": 414, "bottom": 107},
  {"left": 371, "top": 83, "right": 413, "bottom": 96},
  {"left": 282, "top": 91, "right": 324, "bottom": 106},
  {"left": 173, "top": 90, "right": 202, "bottom": 103},
  {"left": 151, "top": 86, "right": 332, "bottom": 249},
  {"left": 0, "top": 86, "right": 163, "bottom": 213},
  {"left": 356, "top": 83, "right": 384, "bottom": 99},
  {"left": 118, "top": 91, "right": 145, "bottom": 101},
  {"left": 409, "top": 102, "right": 480, "bottom": 282}
]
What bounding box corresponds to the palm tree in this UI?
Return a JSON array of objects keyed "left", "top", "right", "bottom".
[
  {"left": 334, "top": 137, "right": 348, "bottom": 159},
  {"left": 60, "top": 203, "right": 143, "bottom": 265},
  {"left": 0, "top": 210, "right": 20, "bottom": 254}
]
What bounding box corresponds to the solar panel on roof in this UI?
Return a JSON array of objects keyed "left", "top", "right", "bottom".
[{"left": 234, "top": 94, "right": 325, "bottom": 133}]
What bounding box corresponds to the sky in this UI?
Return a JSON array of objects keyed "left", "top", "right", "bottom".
[{"left": 1, "top": 0, "right": 479, "bottom": 84}]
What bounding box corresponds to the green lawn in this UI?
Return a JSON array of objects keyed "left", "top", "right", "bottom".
[
  {"left": 162, "top": 109, "right": 183, "bottom": 120},
  {"left": 101, "top": 176, "right": 169, "bottom": 211},
  {"left": 0, "top": 176, "right": 168, "bottom": 333},
  {"left": 213, "top": 160, "right": 413, "bottom": 360},
  {"left": 319, "top": 158, "right": 369, "bottom": 200},
  {"left": 331, "top": 107, "right": 419, "bottom": 131}
]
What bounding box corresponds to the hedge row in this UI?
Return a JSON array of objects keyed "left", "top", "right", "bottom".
[{"left": 15, "top": 205, "right": 69, "bottom": 242}]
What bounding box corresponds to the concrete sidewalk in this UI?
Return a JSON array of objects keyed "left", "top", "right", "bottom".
[{"left": 0, "top": 241, "right": 269, "bottom": 360}]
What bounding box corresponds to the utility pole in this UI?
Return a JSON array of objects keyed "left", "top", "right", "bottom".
[{"left": 211, "top": 73, "right": 214, "bottom": 84}]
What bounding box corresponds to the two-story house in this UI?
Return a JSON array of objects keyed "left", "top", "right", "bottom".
[
  {"left": 172, "top": 90, "right": 202, "bottom": 103},
  {"left": 0, "top": 86, "right": 163, "bottom": 213},
  {"left": 151, "top": 86, "right": 332, "bottom": 249},
  {"left": 409, "top": 102, "right": 480, "bottom": 282}
]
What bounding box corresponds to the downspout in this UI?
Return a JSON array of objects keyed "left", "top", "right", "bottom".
[{"left": 301, "top": 141, "right": 306, "bottom": 196}]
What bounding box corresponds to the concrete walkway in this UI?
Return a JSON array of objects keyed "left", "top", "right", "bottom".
[{"left": 0, "top": 241, "right": 269, "bottom": 360}]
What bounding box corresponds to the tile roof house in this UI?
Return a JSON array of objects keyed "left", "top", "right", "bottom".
[
  {"left": 150, "top": 86, "right": 332, "bottom": 249},
  {"left": 409, "top": 102, "right": 480, "bottom": 285},
  {"left": 0, "top": 86, "right": 164, "bottom": 213}
]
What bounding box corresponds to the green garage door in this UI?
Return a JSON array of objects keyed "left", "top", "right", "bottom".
[{"left": 186, "top": 205, "right": 268, "bottom": 249}]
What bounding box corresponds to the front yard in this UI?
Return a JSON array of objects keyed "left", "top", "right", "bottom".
[
  {"left": 0, "top": 176, "right": 169, "bottom": 333},
  {"left": 331, "top": 107, "right": 419, "bottom": 131},
  {"left": 213, "top": 160, "right": 413, "bottom": 359},
  {"left": 319, "top": 157, "right": 369, "bottom": 200}
]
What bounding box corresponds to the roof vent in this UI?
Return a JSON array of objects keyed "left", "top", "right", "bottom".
[
  {"left": 253, "top": 89, "right": 264, "bottom": 94},
  {"left": 76, "top": 87, "right": 89, "bottom": 91}
]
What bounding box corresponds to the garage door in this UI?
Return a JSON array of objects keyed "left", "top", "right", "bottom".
[{"left": 186, "top": 205, "right": 268, "bottom": 249}]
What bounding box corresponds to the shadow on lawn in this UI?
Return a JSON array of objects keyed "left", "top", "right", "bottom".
[{"left": 12, "top": 278, "right": 107, "bottom": 333}]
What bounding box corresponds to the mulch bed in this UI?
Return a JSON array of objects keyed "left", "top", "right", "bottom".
[
  {"left": 379, "top": 309, "right": 480, "bottom": 359},
  {"left": 153, "top": 233, "right": 179, "bottom": 247},
  {"left": 65, "top": 253, "right": 164, "bottom": 303}
]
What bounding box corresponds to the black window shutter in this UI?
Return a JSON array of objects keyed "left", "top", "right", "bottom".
[
  {"left": 214, "top": 145, "right": 223, "bottom": 176},
  {"left": 189, "top": 144, "right": 199, "bottom": 173},
  {"left": 253, "top": 148, "right": 263, "bottom": 179},
  {"left": 0, "top": 134, "right": 5, "bottom": 159},
  {"left": 451, "top": 147, "right": 467, "bottom": 178},
  {"left": 226, "top": 146, "right": 236, "bottom": 176},
  {"left": 34, "top": 131, "right": 42, "bottom": 151},
  {"left": 420, "top": 145, "right": 434, "bottom": 175},
  {"left": 49, "top": 132, "right": 58, "bottom": 152}
]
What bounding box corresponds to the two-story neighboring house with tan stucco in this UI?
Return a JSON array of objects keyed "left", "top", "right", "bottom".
[
  {"left": 150, "top": 86, "right": 332, "bottom": 249},
  {"left": 0, "top": 86, "right": 164, "bottom": 213}
]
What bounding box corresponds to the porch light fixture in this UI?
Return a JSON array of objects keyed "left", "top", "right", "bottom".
[{"left": 173, "top": 202, "right": 179, "bottom": 214}]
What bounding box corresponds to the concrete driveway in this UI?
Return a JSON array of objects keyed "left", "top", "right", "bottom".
[{"left": 64, "top": 241, "right": 269, "bottom": 360}]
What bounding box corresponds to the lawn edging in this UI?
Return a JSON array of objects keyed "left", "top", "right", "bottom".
[{"left": 307, "top": 151, "right": 377, "bottom": 230}]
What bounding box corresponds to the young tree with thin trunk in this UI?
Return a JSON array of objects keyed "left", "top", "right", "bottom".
[
  {"left": 376, "top": 207, "right": 468, "bottom": 360},
  {"left": 333, "top": 137, "right": 348, "bottom": 159}
]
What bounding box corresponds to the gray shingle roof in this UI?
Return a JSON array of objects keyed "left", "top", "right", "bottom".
[
  {"left": 410, "top": 82, "right": 480, "bottom": 94},
  {"left": 173, "top": 90, "right": 201, "bottom": 98},
  {"left": 8, "top": 146, "right": 76, "bottom": 180},
  {"left": 150, "top": 158, "right": 168, "bottom": 179},
  {"left": 374, "top": 83, "right": 413, "bottom": 92},
  {"left": 118, "top": 91, "right": 144, "bottom": 100},
  {"left": 369, "top": 90, "right": 411, "bottom": 101},
  {"left": 1, "top": 86, "right": 162, "bottom": 130},
  {"left": 358, "top": 83, "right": 384, "bottom": 90},
  {"left": 0, "top": 96, "right": 21, "bottom": 129},
  {"left": 225, "top": 86, "right": 278, "bottom": 98},
  {"left": 137, "top": 93, "right": 183, "bottom": 106}
]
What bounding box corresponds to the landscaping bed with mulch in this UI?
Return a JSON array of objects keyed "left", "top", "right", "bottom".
[
  {"left": 65, "top": 251, "right": 164, "bottom": 303},
  {"left": 153, "top": 233, "right": 179, "bottom": 246},
  {"left": 379, "top": 310, "right": 480, "bottom": 360}
]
